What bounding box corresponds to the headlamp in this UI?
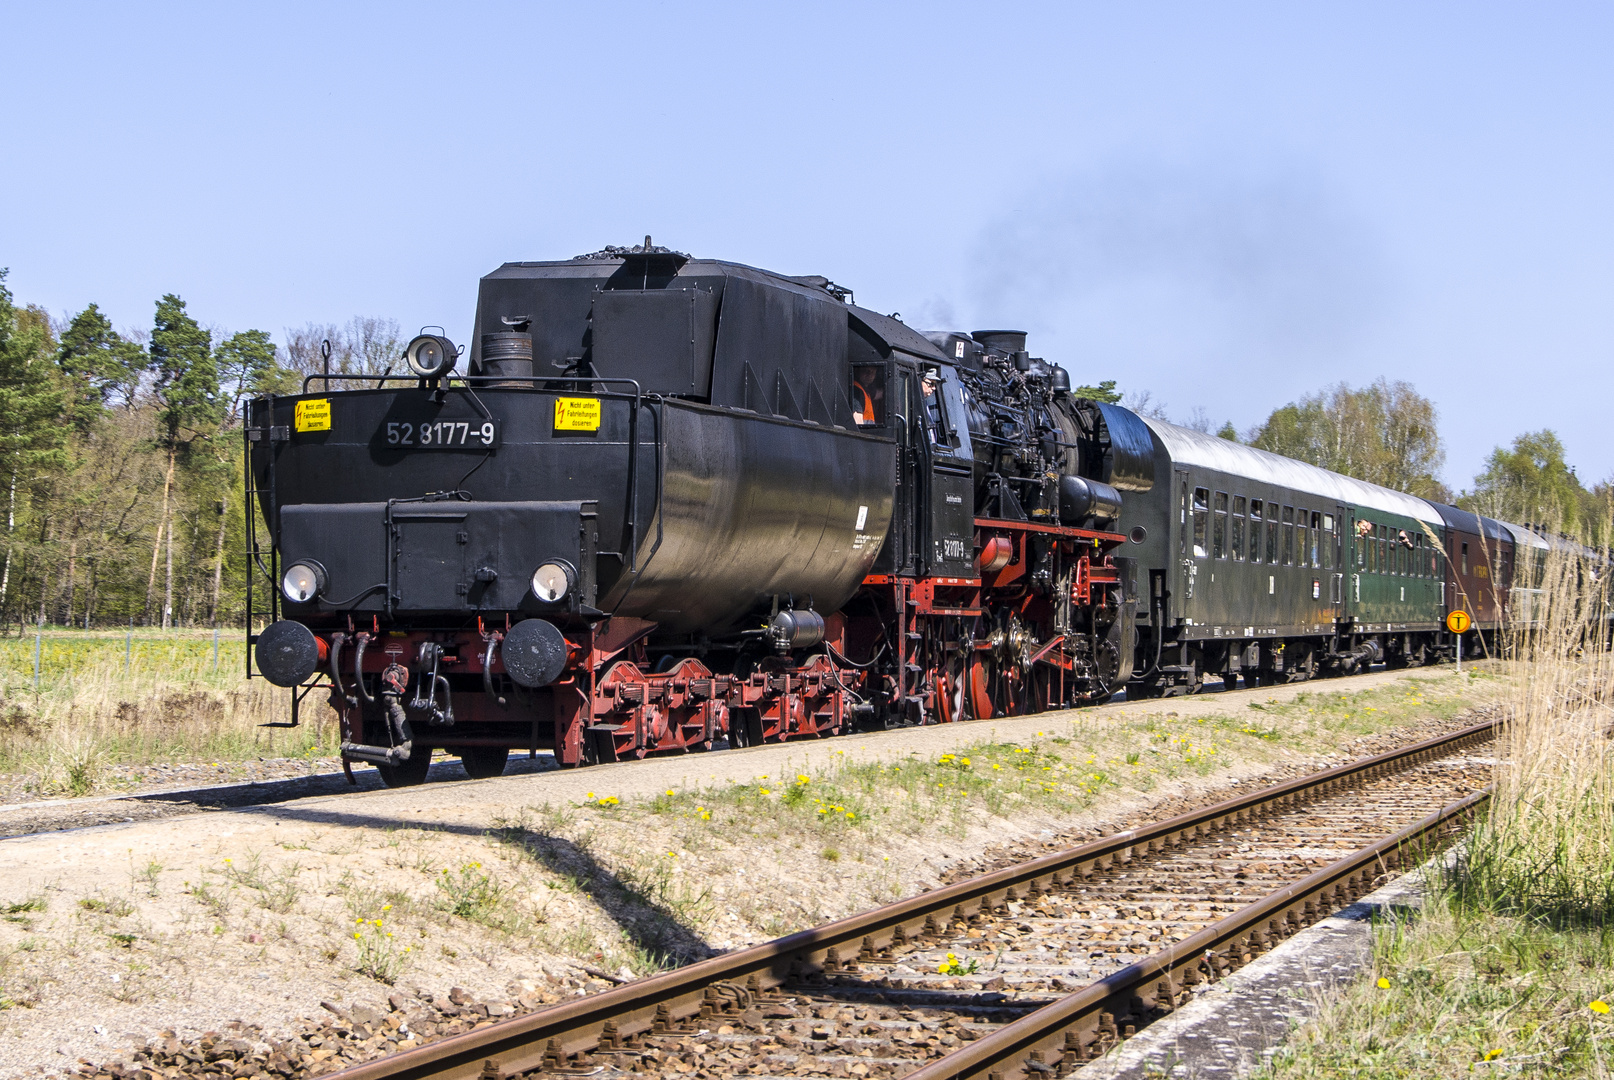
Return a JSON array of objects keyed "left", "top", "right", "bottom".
[
  {"left": 530, "top": 561, "right": 574, "bottom": 603},
  {"left": 281, "top": 561, "right": 327, "bottom": 604},
  {"left": 405, "top": 334, "right": 458, "bottom": 379}
]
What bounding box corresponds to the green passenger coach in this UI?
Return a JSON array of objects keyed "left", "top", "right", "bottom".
[{"left": 1124, "top": 419, "right": 1451, "bottom": 695}]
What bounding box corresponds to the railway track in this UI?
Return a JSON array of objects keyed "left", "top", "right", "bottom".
[
  {"left": 322, "top": 719, "right": 1495, "bottom": 1080},
  {"left": 0, "top": 666, "right": 1472, "bottom": 842}
]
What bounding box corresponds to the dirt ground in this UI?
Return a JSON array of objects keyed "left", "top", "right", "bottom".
[{"left": 0, "top": 667, "right": 1496, "bottom": 1077}]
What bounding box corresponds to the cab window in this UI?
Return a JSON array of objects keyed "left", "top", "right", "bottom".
[{"left": 851, "top": 364, "right": 885, "bottom": 427}]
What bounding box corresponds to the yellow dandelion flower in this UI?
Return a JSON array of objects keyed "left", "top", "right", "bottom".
[
  {"left": 1376, "top": 977, "right": 1391, "bottom": 990},
  {"left": 797, "top": 775, "right": 810, "bottom": 784},
  {"left": 760, "top": 788, "right": 771, "bottom": 795},
  {"left": 1484, "top": 1049, "right": 1503, "bottom": 1061},
  {"left": 1592, "top": 1000, "right": 1611, "bottom": 1014},
  {"left": 666, "top": 789, "right": 675, "bottom": 797}
]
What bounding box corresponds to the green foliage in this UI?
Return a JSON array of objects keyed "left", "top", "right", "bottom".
[
  {"left": 1461, "top": 428, "right": 1603, "bottom": 540},
  {"left": 216, "top": 328, "right": 295, "bottom": 414},
  {"left": 1216, "top": 420, "right": 1239, "bottom": 441},
  {"left": 435, "top": 862, "right": 508, "bottom": 923},
  {"left": 0, "top": 269, "right": 69, "bottom": 496},
  {"left": 150, "top": 294, "right": 221, "bottom": 449},
  {"left": 352, "top": 912, "right": 410, "bottom": 984},
  {"left": 56, "top": 303, "right": 145, "bottom": 427},
  {"left": 1072, "top": 378, "right": 1122, "bottom": 403},
  {"left": 1248, "top": 378, "right": 1449, "bottom": 500}
]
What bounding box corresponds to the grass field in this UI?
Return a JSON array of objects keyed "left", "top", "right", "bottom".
[
  {"left": 0, "top": 627, "right": 333, "bottom": 796},
  {"left": 1262, "top": 549, "right": 1614, "bottom": 1079}
]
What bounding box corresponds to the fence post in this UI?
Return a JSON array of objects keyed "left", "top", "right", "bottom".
[
  {"left": 213, "top": 627, "right": 219, "bottom": 672},
  {"left": 33, "top": 618, "right": 42, "bottom": 691},
  {"left": 126, "top": 617, "right": 132, "bottom": 674}
]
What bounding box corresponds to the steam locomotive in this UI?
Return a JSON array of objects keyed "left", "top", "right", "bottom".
[{"left": 244, "top": 243, "right": 1565, "bottom": 786}]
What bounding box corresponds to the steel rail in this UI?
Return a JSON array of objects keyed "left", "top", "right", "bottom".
[
  {"left": 901, "top": 787, "right": 1488, "bottom": 1080},
  {"left": 327, "top": 718, "right": 1497, "bottom": 1080}
]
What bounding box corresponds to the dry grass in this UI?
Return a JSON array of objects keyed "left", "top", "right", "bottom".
[
  {"left": 1262, "top": 541, "right": 1614, "bottom": 1079},
  {"left": 0, "top": 628, "right": 331, "bottom": 795}
]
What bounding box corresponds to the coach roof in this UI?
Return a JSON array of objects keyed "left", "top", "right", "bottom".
[{"left": 1142, "top": 417, "right": 1444, "bottom": 526}]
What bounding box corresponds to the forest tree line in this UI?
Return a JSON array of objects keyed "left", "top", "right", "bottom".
[
  {"left": 1, "top": 270, "right": 1608, "bottom": 631},
  {"left": 0, "top": 270, "right": 400, "bottom": 632}
]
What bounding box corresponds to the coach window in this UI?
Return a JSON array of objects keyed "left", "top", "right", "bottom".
[
  {"left": 1298, "top": 508, "right": 1311, "bottom": 570},
  {"left": 1279, "top": 506, "right": 1293, "bottom": 566},
  {"left": 1232, "top": 496, "right": 1246, "bottom": 561},
  {"left": 1248, "top": 501, "right": 1262, "bottom": 563},
  {"left": 1192, "top": 487, "right": 1210, "bottom": 557},
  {"left": 1461, "top": 541, "right": 1469, "bottom": 575},
  {"left": 1213, "top": 492, "right": 1228, "bottom": 559},
  {"left": 1267, "top": 508, "right": 1279, "bottom": 565},
  {"left": 1321, "top": 513, "right": 1335, "bottom": 569},
  {"left": 1179, "top": 479, "right": 1189, "bottom": 554}
]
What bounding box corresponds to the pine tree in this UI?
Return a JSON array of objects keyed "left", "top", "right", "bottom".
[
  {"left": 0, "top": 271, "right": 68, "bottom": 623},
  {"left": 148, "top": 294, "right": 221, "bottom": 628},
  {"left": 216, "top": 328, "right": 294, "bottom": 418},
  {"left": 57, "top": 303, "right": 146, "bottom": 428}
]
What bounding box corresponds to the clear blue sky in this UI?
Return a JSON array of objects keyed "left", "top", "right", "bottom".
[{"left": 3, "top": 2, "right": 1610, "bottom": 489}]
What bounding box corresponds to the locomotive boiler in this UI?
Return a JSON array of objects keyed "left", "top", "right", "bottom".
[{"left": 246, "top": 244, "right": 1141, "bottom": 785}]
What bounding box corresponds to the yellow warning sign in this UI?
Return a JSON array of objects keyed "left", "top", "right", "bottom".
[
  {"left": 294, "top": 398, "right": 331, "bottom": 433},
  {"left": 1447, "top": 609, "right": 1472, "bottom": 634},
  {"left": 554, "top": 397, "right": 601, "bottom": 432}
]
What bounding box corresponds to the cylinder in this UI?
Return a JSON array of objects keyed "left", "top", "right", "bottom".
[
  {"left": 978, "top": 536, "right": 1014, "bottom": 573},
  {"left": 1059, "top": 475, "right": 1123, "bottom": 525},
  {"left": 768, "top": 609, "right": 825, "bottom": 652},
  {"left": 479, "top": 333, "right": 534, "bottom": 385}
]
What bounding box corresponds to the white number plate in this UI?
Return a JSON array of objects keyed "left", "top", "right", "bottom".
[{"left": 382, "top": 419, "right": 500, "bottom": 449}]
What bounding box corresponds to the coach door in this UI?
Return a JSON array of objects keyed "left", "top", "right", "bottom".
[
  {"left": 1330, "top": 504, "right": 1348, "bottom": 617},
  {"left": 1175, "top": 468, "right": 1198, "bottom": 612}
]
